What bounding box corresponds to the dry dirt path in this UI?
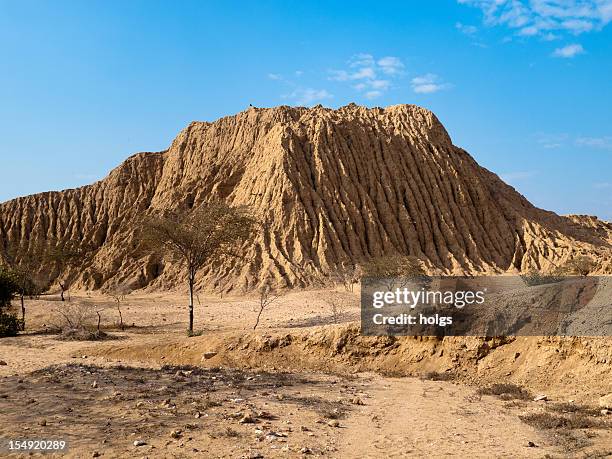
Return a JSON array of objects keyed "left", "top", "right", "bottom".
[{"left": 336, "top": 376, "right": 551, "bottom": 458}]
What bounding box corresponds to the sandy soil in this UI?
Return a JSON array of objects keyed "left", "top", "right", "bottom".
[{"left": 0, "top": 290, "right": 610, "bottom": 458}]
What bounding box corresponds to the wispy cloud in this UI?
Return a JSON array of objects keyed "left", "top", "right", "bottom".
[
  {"left": 267, "top": 73, "right": 283, "bottom": 80},
  {"left": 535, "top": 133, "right": 612, "bottom": 150},
  {"left": 377, "top": 56, "right": 405, "bottom": 75},
  {"left": 576, "top": 136, "right": 612, "bottom": 149},
  {"left": 458, "top": 0, "right": 612, "bottom": 38},
  {"left": 328, "top": 53, "right": 404, "bottom": 99},
  {"left": 284, "top": 88, "right": 333, "bottom": 106},
  {"left": 456, "top": 21, "right": 479, "bottom": 35},
  {"left": 410, "top": 74, "right": 452, "bottom": 94},
  {"left": 536, "top": 132, "right": 569, "bottom": 148},
  {"left": 552, "top": 43, "right": 585, "bottom": 57}
]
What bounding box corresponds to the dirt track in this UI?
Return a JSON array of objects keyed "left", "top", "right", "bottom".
[{"left": 0, "top": 291, "right": 611, "bottom": 458}]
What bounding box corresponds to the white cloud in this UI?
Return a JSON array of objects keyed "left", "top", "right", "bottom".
[
  {"left": 377, "top": 56, "right": 405, "bottom": 75},
  {"left": 370, "top": 79, "right": 391, "bottom": 89},
  {"left": 329, "top": 54, "right": 405, "bottom": 99},
  {"left": 410, "top": 74, "right": 451, "bottom": 94},
  {"left": 350, "top": 53, "right": 375, "bottom": 68},
  {"left": 536, "top": 132, "right": 569, "bottom": 148},
  {"left": 552, "top": 43, "right": 585, "bottom": 57},
  {"left": 268, "top": 73, "right": 282, "bottom": 80},
  {"left": 575, "top": 136, "right": 612, "bottom": 149},
  {"left": 458, "top": 0, "right": 612, "bottom": 38},
  {"left": 285, "top": 88, "right": 333, "bottom": 106},
  {"left": 456, "top": 21, "right": 479, "bottom": 34}
]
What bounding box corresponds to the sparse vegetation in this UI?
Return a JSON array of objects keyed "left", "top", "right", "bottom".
[
  {"left": 520, "top": 269, "right": 564, "bottom": 286},
  {"left": 44, "top": 239, "right": 94, "bottom": 301},
  {"left": 140, "top": 202, "right": 257, "bottom": 334},
  {"left": 106, "top": 283, "right": 131, "bottom": 330},
  {"left": 421, "top": 371, "right": 455, "bottom": 381},
  {"left": 324, "top": 292, "right": 355, "bottom": 324},
  {"left": 330, "top": 263, "right": 361, "bottom": 292},
  {"left": 556, "top": 255, "right": 597, "bottom": 277},
  {"left": 477, "top": 383, "right": 531, "bottom": 400},
  {"left": 52, "top": 303, "right": 108, "bottom": 341},
  {"left": 360, "top": 254, "right": 428, "bottom": 290},
  {"left": 253, "top": 282, "right": 282, "bottom": 330}
]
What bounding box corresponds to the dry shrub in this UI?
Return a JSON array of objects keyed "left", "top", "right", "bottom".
[
  {"left": 324, "top": 292, "right": 356, "bottom": 324},
  {"left": 477, "top": 383, "right": 531, "bottom": 400},
  {"left": 421, "top": 371, "right": 454, "bottom": 382},
  {"left": 51, "top": 303, "right": 108, "bottom": 341}
]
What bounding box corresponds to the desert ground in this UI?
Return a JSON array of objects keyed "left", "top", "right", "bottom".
[{"left": 0, "top": 289, "right": 611, "bottom": 458}]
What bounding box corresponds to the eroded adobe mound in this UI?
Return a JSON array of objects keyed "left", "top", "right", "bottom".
[{"left": 1, "top": 104, "right": 610, "bottom": 291}]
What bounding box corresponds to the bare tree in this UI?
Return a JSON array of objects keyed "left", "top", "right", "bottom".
[
  {"left": 324, "top": 292, "right": 355, "bottom": 324},
  {"left": 44, "top": 239, "right": 94, "bottom": 301},
  {"left": 107, "top": 283, "right": 131, "bottom": 330},
  {"left": 140, "top": 202, "right": 257, "bottom": 335},
  {"left": 253, "top": 283, "right": 282, "bottom": 330},
  {"left": 330, "top": 263, "right": 362, "bottom": 292}
]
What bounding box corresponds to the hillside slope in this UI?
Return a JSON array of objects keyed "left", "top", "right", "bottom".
[{"left": 1, "top": 104, "right": 610, "bottom": 291}]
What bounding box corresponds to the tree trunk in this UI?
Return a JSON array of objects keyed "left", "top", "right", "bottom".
[
  {"left": 20, "top": 293, "right": 25, "bottom": 330},
  {"left": 188, "top": 276, "right": 194, "bottom": 334},
  {"left": 60, "top": 288, "right": 65, "bottom": 302},
  {"left": 253, "top": 306, "right": 264, "bottom": 330}
]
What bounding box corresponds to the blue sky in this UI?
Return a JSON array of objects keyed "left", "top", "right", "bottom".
[{"left": 1, "top": 0, "right": 611, "bottom": 220}]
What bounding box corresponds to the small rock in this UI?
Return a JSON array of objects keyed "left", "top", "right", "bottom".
[
  {"left": 91, "top": 381, "right": 98, "bottom": 388},
  {"left": 133, "top": 440, "right": 147, "bottom": 447},
  {"left": 39, "top": 419, "right": 47, "bottom": 426},
  {"left": 194, "top": 411, "right": 201, "bottom": 419},
  {"left": 170, "top": 430, "right": 182, "bottom": 439},
  {"left": 599, "top": 394, "right": 612, "bottom": 410},
  {"left": 239, "top": 414, "right": 255, "bottom": 424},
  {"left": 601, "top": 409, "right": 610, "bottom": 416},
  {"left": 81, "top": 355, "right": 88, "bottom": 359},
  {"left": 327, "top": 420, "right": 340, "bottom": 428},
  {"left": 527, "top": 441, "right": 537, "bottom": 448},
  {"left": 300, "top": 426, "right": 310, "bottom": 432},
  {"left": 202, "top": 352, "right": 217, "bottom": 360},
  {"left": 0, "top": 360, "right": 7, "bottom": 366},
  {"left": 300, "top": 447, "right": 313, "bottom": 454},
  {"left": 533, "top": 394, "right": 548, "bottom": 402},
  {"left": 136, "top": 401, "right": 145, "bottom": 408},
  {"left": 92, "top": 452, "right": 101, "bottom": 457},
  {"left": 351, "top": 397, "right": 365, "bottom": 405},
  {"left": 275, "top": 394, "right": 284, "bottom": 401}
]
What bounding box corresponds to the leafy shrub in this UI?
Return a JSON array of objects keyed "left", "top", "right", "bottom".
[
  {"left": 0, "top": 311, "right": 22, "bottom": 337},
  {"left": 0, "top": 267, "right": 18, "bottom": 308}
]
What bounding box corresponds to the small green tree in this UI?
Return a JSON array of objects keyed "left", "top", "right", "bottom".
[
  {"left": 360, "top": 254, "right": 427, "bottom": 291},
  {"left": 0, "top": 267, "right": 21, "bottom": 337},
  {"left": 140, "top": 202, "right": 257, "bottom": 335},
  {"left": 44, "top": 239, "right": 93, "bottom": 301},
  {"left": 3, "top": 243, "right": 44, "bottom": 330},
  {"left": 556, "top": 255, "right": 596, "bottom": 277}
]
